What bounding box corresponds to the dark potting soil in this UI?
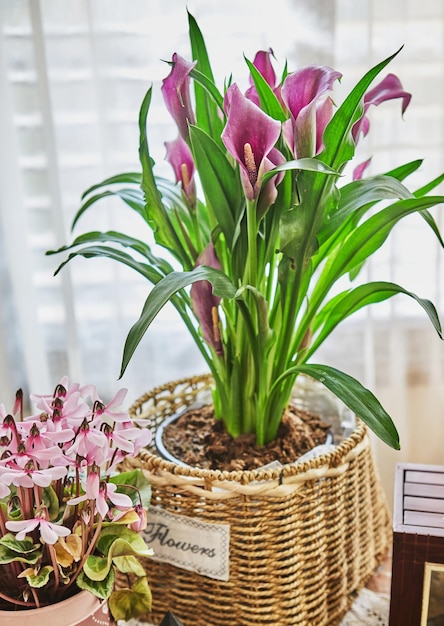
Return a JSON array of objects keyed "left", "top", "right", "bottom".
[{"left": 160, "top": 404, "right": 331, "bottom": 471}]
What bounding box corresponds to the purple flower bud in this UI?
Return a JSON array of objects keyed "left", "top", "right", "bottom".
[{"left": 161, "top": 53, "right": 197, "bottom": 142}]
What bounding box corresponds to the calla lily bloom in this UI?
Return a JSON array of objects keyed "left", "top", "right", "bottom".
[
  {"left": 222, "top": 84, "right": 281, "bottom": 200},
  {"left": 161, "top": 53, "right": 197, "bottom": 142},
  {"left": 281, "top": 65, "right": 342, "bottom": 158},
  {"left": 353, "top": 157, "right": 372, "bottom": 181},
  {"left": 245, "top": 49, "right": 280, "bottom": 106},
  {"left": 257, "top": 146, "right": 286, "bottom": 218},
  {"left": 190, "top": 244, "right": 223, "bottom": 355},
  {"left": 352, "top": 73, "right": 411, "bottom": 141},
  {"left": 165, "top": 135, "right": 196, "bottom": 206}
]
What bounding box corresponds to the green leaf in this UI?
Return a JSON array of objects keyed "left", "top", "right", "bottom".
[
  {"left": 112, "top": 554, "right": 147, "bottom": 577},
  {"left": 319, "top": 175, "right": 414, "bottom": 244},
  {"left": 309, "top": 281, "right": 443, "bottom": 357},
  {"left": 320, "top": 47, "right": 403, "bottom": 171},
  {"left": 50, "top": 245, "right": 165, "bottom": 284},
  {"left": 77, "top": 567, "right": 115, "bottom": 600},
  {"left": 284, "top": 365, "right": 400, "bottom": 449},
  {"left": 188, "top": 11, "right": 225, "bottom": 141},
  {"left": 48, "top": 230, "right": 173, "bottom": 274},
  {"left": 244, "top": 56, "right": 287, "bottom": 121},
  {"left": 108, "top": 576, "right": 152, "bottom": 622},
  {"left": 81, "top": 172, "right": 142, "bottom": 200},
  {"left": 96, "top": 525, "right": 153, "bottom": 558},
  {"left": 189, "top": 124, "right": 243, "bottom": 248},
  {"left": 108, "top": 469, "right": 151, "bottom": 508},
  {"left": 42, "top": 484, "right": 60, "bottom": 521},
  {"left": 323, "top": 195, "right": 444, "bottom": 282},
  {"left": 72, "top": 188, "right": 145, "bottom": 230},
  {"left": 138, "top": 87, "right": 192, "bottom": 267},
  {"left": 19, "top": 565, "right": 53, "bottom": 588},
  {"left": 0, "top": 535, "right": 41, "bottom": 564},
  {"left": 120, "top": 267, "right": 237, "bottom": 376},
  {"left": 262, "top": 157, "right": 338, "bottom": 183}
]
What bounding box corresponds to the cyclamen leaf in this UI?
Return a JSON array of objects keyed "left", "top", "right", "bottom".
[
  {"left": 18, "top": 565, "right": 53, "bottom": 588},
  {"left": 108, "top": 576, "right": 152, "bottom": 621},
  {"left": 77, "top": 568, "right": 115, "bottom": 600}
]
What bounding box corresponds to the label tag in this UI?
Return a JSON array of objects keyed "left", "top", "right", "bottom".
[{"left": 143, "top": 506, "right": 230, "bottom": 581}]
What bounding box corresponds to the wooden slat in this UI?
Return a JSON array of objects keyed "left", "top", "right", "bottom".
[
  {"left": 403, "top": 510, "right": 444, "bottom": 529},
  {"left": 404, "top": 495, "right": 444, "bottom": 514},
  {"left": 404, "top": 482, "right": 444, "bottom": 498},
  {"left": 405, "top": 470, "right": 444, "bottom": 486}
]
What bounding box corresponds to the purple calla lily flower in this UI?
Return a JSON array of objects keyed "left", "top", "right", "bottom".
[
  {"left": 281, "top": 65, "right": 342, "bottom": 158},
  {"left": 161, "top": 53, "right": 197, "bottom": 141},
  {"left": 353, "top": 157, "right": 372, "bottom": 181},
  {"left": 245, "top": 49, "right": 279, "bottom": 106},
  {"left": 222, "top": 84, "right": 281, "bottom": 200},
  {"left": 165, "top": 135, "right": 196, "bottom": 205},
  {"left": 257, "top": 146, "right": 286, "bottom": 218},
  {"left": 190, "top": 244, "right": 223, "bottom": 355},
  {"left": 352, "top": 73, "right": 411, "bottom": 141}
]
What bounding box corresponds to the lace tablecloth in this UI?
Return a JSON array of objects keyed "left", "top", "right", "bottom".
[{"left": 339, "top": 588, "right": 390, "bottom": 625}]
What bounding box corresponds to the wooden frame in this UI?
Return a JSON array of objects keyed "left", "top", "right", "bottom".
[
  {"left": 421, "top": 562, "right": 444, "bottom": 625},
  {"left": 389, "top": 463, "right": 444, "bottom": 626}
]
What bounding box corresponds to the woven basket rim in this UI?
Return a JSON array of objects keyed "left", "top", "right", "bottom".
[{"left": 130, "top": 373, "right": 368, "bottom": 485}]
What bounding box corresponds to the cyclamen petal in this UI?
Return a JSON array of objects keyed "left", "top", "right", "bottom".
[
  {"left": 39, "top": 519, "right": 70, "bottom": 545},
  {"left": 6, "top": 518, "right": 40, "bottom": 539}
]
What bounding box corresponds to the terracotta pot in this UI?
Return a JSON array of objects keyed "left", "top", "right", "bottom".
[
  {"left": 123, "top": 374, "right": 392, "bottom": 626},
  {"left": 0, "top": 591, "right": 111, "bottom": 626}
]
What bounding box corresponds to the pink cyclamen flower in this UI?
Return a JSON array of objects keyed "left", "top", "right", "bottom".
[
  {"left": 222, "top": 84, "right": 281, "bottom": 200},
  {"left": 0, "top": 463, "right": 67, "bottom": 488},
  {"left": 165, "top": 135, "right": 196, "bottom": 205},
  {"left": 93, "top": 387, "right": 129, "bottom": 424},
  {"left": 68, "top": 473, "right": 133, "bottom": 520},
  {"left": 64, "top": 419, "right": 108, "bottom": 465},
  {"left": 281, "top": 65, "right": 342, "bottom": 158},
  {"left": 6, "top": 516, "right": 70, "bottom": 545},
  {"left": 161, "top": 53, "right": 197, "bottom": 142},
  {"left": 190, "top": 244, "right": 223, "bottom": 355},
  {"left": 129, "top": 505, "right": 148, "bottom": 532},
  {"left": 352, "top": 73, "right": 411, "bottom": 142}
]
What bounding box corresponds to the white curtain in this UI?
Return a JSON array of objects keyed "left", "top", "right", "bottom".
[{"left": 0, "top": 0, "right": 443, "bottom": 504}]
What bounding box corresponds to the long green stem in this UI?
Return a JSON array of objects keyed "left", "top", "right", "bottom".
[{"left": 245, "top": 198, "right": 258, "bottom": 288}]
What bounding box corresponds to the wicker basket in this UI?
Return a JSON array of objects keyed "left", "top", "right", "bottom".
[{"left": 123, "top": 374, "right": 391, "bottom": 626}]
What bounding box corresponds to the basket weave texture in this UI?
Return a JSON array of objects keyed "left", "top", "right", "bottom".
[{"left": 123, "top": 374, "right": 392, "bottom": 626}]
